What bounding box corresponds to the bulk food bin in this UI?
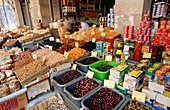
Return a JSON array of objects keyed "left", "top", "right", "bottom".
[
  {"left": 89, "top": 60, "right": 118, "bottom": 81},
  {"left": 52, "top": 69, "right": 84, "bottom": 93},
  {"left": 75, "top": 56, "right": 102, "bottom": 73},
  {"left": 64, "top": 76, "right": 101, "bottom": 107},
  {"left": 81, "top": 86, "right": 126, "bottom": 110}
]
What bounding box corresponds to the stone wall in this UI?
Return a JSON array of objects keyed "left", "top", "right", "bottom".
[{"left": 52, "top": 0, "right": 61, "bottom": 21}]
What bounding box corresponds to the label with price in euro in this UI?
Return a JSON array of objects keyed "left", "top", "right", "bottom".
[
  {"left": 104, "top": 80, "right": 115, "bottom": 88},
  {"left": 132, "top": 90, "right": 146, "bottom": 103},
  {"left": 86, "top": 70, "right": 94, "bottom": 79}
]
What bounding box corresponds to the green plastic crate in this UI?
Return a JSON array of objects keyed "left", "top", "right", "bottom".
[{"left": 89, "top": 60, "right": 118, "bottom": 81}]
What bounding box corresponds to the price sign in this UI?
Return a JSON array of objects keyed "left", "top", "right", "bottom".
[
  {"left": 92, "top": 24, "right": 96, "bottom": 28},
  {"left": 72, "top": 64, "right": 77, "bottom": 70},
  {"left": 105, "top": 55, "right": 112, "bottom": 61},
  {"left": 0, "top": 37, "right": 3, "bottom": 40},
  {"left": 64, "top": 35, "right": 67, "bottom": 38},
  {"left": 60, "top": 19, "right": 63, "bottom": 22},
  {"left": 111, "top": 25, "right": 114, "bottom": 28},
  {"left": 91, "top": 51, "right": 97, "bottom": 57},
  {"left": 37, "top": 43, "right": 39, "bottom": 47},
  {"left": 64, "top": 51, "right": 68, "bottom": 58},
  {"left": 9, "top": 35, "right": 12, "bottom": 37},
  {"left": 92, "top": 38, "right": 96, "bottom": 43},
  {"left": 57, "top": 20, "right": 60, "bottom": 22},
  {"left": 143, "top": 53, "right": 151, "bottom": 58},
  {"left": 104, "top": 80, "right": 115, "bottom": 88},
  {"left": 65, "top": 19, "right": 67, "bottom": 21},
  {"left": 75, "top": 42, "right": 79, "bottom": 48},
  {"left": 56, "top": 38, "right": 60, "bottom": 42},
  {"left": 70, "top": 35, "right": 72, "bottom": 39},
  {"left": 132, "top": 90, "right": 146, "bottom": 103},
  {"left": 101, "top": 32, "right": 106, "bottom": 36},
  {"left": 99, "top": 28, "right": 104, "bottom": 32},
  {"left": 110, "top": 30, "right": 114, "bottom": 32},
  {"left": 100, "top": 25, "right": 103, "bottom": 28},
  {"left": 42, "top": 56, "right": 45, "bottom": 62},
  {"left": 86, "top": 70, "right": 94, "bottom": 79},
  {"left": 91, "top": 31, "right": 95, "bottom": 35},
  {"left": 49, "top": 46, "right": 53, "bottom": 50},
  {"left": 32, "top": 53, "right": 37, "bottom": 60},
  {"left": 49, "top": 37, "right": 54, "bottom": 41},
  {"left": 22, "top": 48, "right": 25, "bottom": 52},
  {"left": 82, "top": 32, "right": 86, "bottom": 35}
]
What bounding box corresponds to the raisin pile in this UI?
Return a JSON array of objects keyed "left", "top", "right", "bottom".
[
  {"left": 80, "top": 57, "right": 99, "bottom": 65},
  {"left": 96, "top": 64, "right": 113, "bottom": 71}
]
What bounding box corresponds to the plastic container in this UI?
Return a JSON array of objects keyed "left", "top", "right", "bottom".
[
  {"left": 119, "top": 99, "right": 156, "bottom": 110},
  {"left": 75, "top": 56, "right": 102, "bottom": 73},
  {"left": 64, "top": 76, "right": 101, "bottom": 107},
  {"left": 81, "top": 87, "right": 126, "bottom": 110},
  {"left": 89, "top": 60, "right": 118, "bottom": 81},
  {"left": 53, "top": 69, "right": 84, "bottom": 93}
]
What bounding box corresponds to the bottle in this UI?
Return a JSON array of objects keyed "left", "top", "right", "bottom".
[
  {"left": 129, "top": 40, "right": 135, "bottom": 60},
  {"left": 115, "top": 41, "right": 122, "bottom": 63},
  {"left": 123, "top": 39, "right": 130, "bottom": 61},
  {"left": 134, "top": 41, "right": 142, "bottom": 61}
]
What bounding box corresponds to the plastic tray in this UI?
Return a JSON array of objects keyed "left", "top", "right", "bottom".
[
  {"left": 75, "top": 56, "right": 102, "bottom": 73},
  {"left": 81, "top": 86, "right": 126, "bottom": 110},
  {"left": 118, "top": 99, "right": 156, "bottom": 110},
  {"left": 64, "top": 76, "right": 101, "bottom": 107},
  {"left": 53, "top": 69, "right": 84, "bottom": 93},
  {"left": 89, "top": 60, "right": 118, "bottom": 81}
]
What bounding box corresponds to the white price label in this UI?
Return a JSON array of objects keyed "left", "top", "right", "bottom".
[
  {"left": 32, "top": 53, "right": 37, "bottom": 60},
  {"left": 86, "top": 70, "right": 94, "bottom": 79},
  {"left": 49, "top": 46, "right": 53, "bottom": 50},
  {"left": 105, "top": 55, "right": 112, "bottom": 61},
  {"left": 72, "top": 64, "right": 77, "bottom": 70},
  {"left": 92, "top": 38, "right": 96, "bottom": 43},
  {"left": 91, "top": 52, "right": 97, "bottom": 57},
  {"left": 49, "top": 37, "right": 54, "bottom": 41},
  {"left": 104, "top": 80, "right": 115, "bottom": 88},
  {"left": 64, "top": 51, "right": 68, "bottom": 58}
]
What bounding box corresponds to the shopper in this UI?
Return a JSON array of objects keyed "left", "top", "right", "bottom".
[{"left": 75, "top": 21, "right": 89, "bottom": 30}]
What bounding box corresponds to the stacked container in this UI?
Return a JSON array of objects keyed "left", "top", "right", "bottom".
[{"left": 107, "top": 7, "right": 114, "bottom": 27}]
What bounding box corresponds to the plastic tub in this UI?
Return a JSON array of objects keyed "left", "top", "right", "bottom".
[
  {"left": 75, "top": 56, "right": 102, "bottom": 73},
  {"left": 118, "top": 99, "right": 156, "bottom": 110},
  {"left": 64, "top": 76, "right": 101, "bottom": 107},
  {"left": 53, "top": 69, "right": 84, "bottom": 93},
  {"left": 81, "top": 87, "right": 126, "bottom": 110},
  {"left": 89, "top": 60, "right": 118, "bottom": 81}
]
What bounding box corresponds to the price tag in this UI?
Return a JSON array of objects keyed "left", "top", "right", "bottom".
[
  {"left": 110, "top": 30, "right": 114, "bottom": 32},
  {"left": 37, "top": 43, "right": 39, "bottom": 47},
  {"left": 64, "top": 51, "right": 68, "bottom": 58},
  {"left": 92, "top": 24, "right": 96, "bottom": 28},
  {"left": 9, "top": 35, "right": 12, "bottom": 37},
  {"left": 91, "top": 31, "right": 95, "bottom": 35},
  {"left": 86, "top": 70, "right": 94, "bottom": 79},
  {"left": 56, "top": 38, "right": 60, "bottom": 42},
  {"left": 22, "top": 48, "right": 25, "bottom": 52},
  {"left": 99, "top": 28, "right": 104, "bottom": 32},
  {"left": 49, "top": 37, "right": 54, "bottom": 41},
  {"left": 132, "top": 90, "right": 146, "bottom": 103},
  {"left": 57, "top": 20, "right": 60, "bottom": 22},
  {"left": 42, "top": 56, "right": 45, "bottom": 62},
  {"left": 32, "top": 53, "right": 37, "bottom": 60},
  {"left": 70, "top": 35, "right": 72, "bottom": 39},
  {"left": 92, "top": 38, "right": 96, "bottom": 43},
  {"left": 101, "top": 32, "right": 106, "bottom": 36},
  {"left": 111, "top": 25, "right": 114, "bottom": 28},
  {"left": 64, "top": 35, "right": 67, "bottom": 38},
  {"left": 91, "top": 51, "right": 97, "bottom": 57},
  {"left": 143, "top": 53, "right": 151, "bottom": 58},
  {"left": 72, "top": 64, "right": 77, "bottom": 70},
  {"left": 82, "top": 32, "right": 86, "bottom": 35},
  {"left": 49, "top": 46, "right": 53, "bottom": 50},
  {"left": 65, "top": 19, "right": 67, "bottom": 21},
  {"left": 60, "top": 19, "right": 63, "bottom": 22},
  {"left": 75, "top": 42, "right": 79, "bottom": 48},
  {"left": 104, "top": 80, "right": 115, "bottom": 88},
  {"left": 100, "top": 25, "right": 103, "bottom": 28},
  {"left": 0, "top": 37, "right": 3, "bottom": 40},
  {"left": 105, "top": 55, "right": 112, "bottom": 61}
]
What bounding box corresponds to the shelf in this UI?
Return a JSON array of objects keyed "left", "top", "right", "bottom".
[
  {"left": 154, "top": 1, "right": 166, "bottom": 5},
  {"left": 77, "top": 9, "right": 100, "bottom": 12},
  {"left": 152, "top": 16, "right": 166, "bottom": 19}
]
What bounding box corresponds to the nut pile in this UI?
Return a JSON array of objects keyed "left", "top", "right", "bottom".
[
  {"left": 33, "top": 49, "right": 53, "bottom": 59},
  {"left": 124, "top": 101, "right": 152, "bottom": 110},
  {"left": 72, "top": 78, "right": 98, "bottom": 98},
  {"left": 79, "top": 57, "right": 99, "bottom": 65},
  {"left": 15, "top": 60, "right": 47, "bottom": 81},
  {"left": 12, "top": 51, "right": 32, "bottom": 63},
  {"left": 44, "top": 51, "right": 66, "bottom": 67},
  {"left": 68, "top": 48, "right": 87, "bottom": 61},
  {"left": 3, "top": 39, "right": 18, "bottom": 46},
  {"left": 55, "top": 70, "right": 82, "bottom": 85},
  {"left": 88, "top": 88, "right": 122, "bottom": 110},
  {"left": 56, "top": 44, "right": 73, "bottom": 54}
]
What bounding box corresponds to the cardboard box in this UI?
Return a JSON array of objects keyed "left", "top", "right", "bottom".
[{"left": 0, "top": 92, "right": 28, "bottom": 110}]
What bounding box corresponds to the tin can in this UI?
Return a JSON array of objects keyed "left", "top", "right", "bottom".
[
  {"left": 137, "top": 28, "right": 142, "bottom": 34},
  {"left": 138, "top": 35, "right": 143, "bottom": 41},
  {"left": 111, "top": 14, "right": 114, "bottom": 19},
  {"left": 111, "top": 18, "right": 114, "bottom": 23},
  {"left": 166, "top": 21, "right": 170, "bottom": 29},
  {"left": 98, "top": 52, "right": 104, "bottom": 59},
  {"left": 168, "top": 33, "right": 170, "bottom": 37},
  {"left": 123, "top": 26, "right": 129, "bottom": 33},
  {"left": 102, "top": 17, "right": 105, "bottom": 22},
  {"left": 156, "top": 28, "right": 162, "bottom": 35},
  {"left": 147, "top": 28, "right": 151, "bottom": 35},
  {"left": 107, "top": 18, "right": 111, "bottom": 23},
  {"left": 146, "top": 11, "right": 151, "bottom": 16},
  {"left": 107, "top": 14, "right": 111, "bottom": 19},
  {"left": 96, "top": 41, "right": 103, "bottom": 52},
  {"left": 128, "top": 33, "right": 133, "bottom": 40},
  {"left": 140, "top": 22, "right": 145, "bottom": 28},
  {"left": 145, "top": 21, "right": 150, "bottom": 28},
  {"left": 158, "top": 37, "right": 164, "bottom": 44},
  {"left": 123, "top": 33, "right": 128, "bottom": 40},
  {"left": 105, "top": 17, "right": 107, "bottom": 22},
  {"left": 161, "top": 29, "right": 168, "bottom": 36},
  {"left": 164, "top": 45, "right": 170, "bottom": 51},
  {"left": 153, "top": 36, "right": 158, "bottom": 42},
  {"left": 74, "top": 7, "right": 76, "bottom": 12},
  {"left": 143, "top": 14, "right": 149, "bottom": 21},
  {"left": 160, "top": 21, "right": 167, "bottom": 29},
  {"left": 103, "top": 42, "right": 111, "bottom": 53},
  {"left": 99, "top": 17, "right": 102, "bottom": 22},
  {"left": 142, "top": 28, "right": 147, "bottom": 35},
  {"left": 108, "top": 39, "right": 114, "bottom": 51},
  {"left": 129, "top": 26, "right": 134, "bottom": 34},
  {"left": 147, "top": 35, "right": 151, "bottom": 42},
  {"left": 164, "top": 37, "right": 169, "bottom": 44},
  {"left": 115, "top": 57, "right": 121, "bottom": 63},
  {"left": 107, "top": 23, "right": 111, "bottom": 27},
  {"left": 143, "top": 35, "right": 148, "bottom": 42},
  {"left": 135, "top": 34, "right": 139, "bottom": 40}
]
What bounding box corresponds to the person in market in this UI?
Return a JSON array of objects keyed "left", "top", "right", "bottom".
[{"left": 75, "top": 20, "right": 90, "bottom": 30}]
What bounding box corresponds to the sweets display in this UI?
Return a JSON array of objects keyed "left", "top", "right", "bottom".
[
  {"left": 55, "top": 70, "right": 82, "bottom": 84},
  {"left": 15, "top": 60, "right": 47, "bottom": 81},
  {"left": 72, "top": 78, "right": 98, "bottom": 98},
  {"left": 88, "top": 88, "right": 122, "bottom": 110},
  {"left": 68, "top": 48, "right": 87, "bottom": 60}
]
